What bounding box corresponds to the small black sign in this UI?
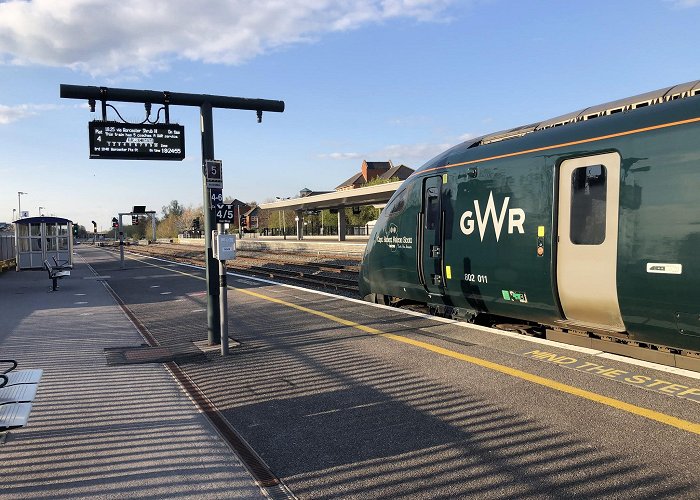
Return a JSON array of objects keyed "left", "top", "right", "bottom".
[
  {"left": 89, "top": 121, "right": 185, "bottom": 160},
  {"left": 205, "top": 160, "right": 223, "bottom": 189},
  {"left": 205, "top": 160, "right": 222, "bottom": 180},
  {"left": 209, "top": 188, "right": 223, "bottom": 209},
  {"left": 215, "top": 204, "right": 236, "bottom": 223}
]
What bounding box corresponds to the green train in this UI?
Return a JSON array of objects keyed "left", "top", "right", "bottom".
[{"left": 359, "top": 81, "right": 700, "bottom": 367}]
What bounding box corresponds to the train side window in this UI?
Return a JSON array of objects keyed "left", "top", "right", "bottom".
[
  {"left": 425, "top": 186, "right": 440, "bottom": 230},
  {"left": 570, "top": 164, "right": 606, "bottom": 245},
  {"left": 386, "top": 188, "right": 407, "bottom": 217}
]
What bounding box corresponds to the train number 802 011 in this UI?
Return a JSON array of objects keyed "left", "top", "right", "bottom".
[{"left": 464, "top": 274, "right": 488, "bottom": 284}]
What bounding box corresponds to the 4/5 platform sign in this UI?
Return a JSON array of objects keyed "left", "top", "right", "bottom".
[
  {"left": 214, "top": 204, "right": 236, "bottom": 223},
  {"left": 89, "top": 121, "right": 185, "bottom": 160}
]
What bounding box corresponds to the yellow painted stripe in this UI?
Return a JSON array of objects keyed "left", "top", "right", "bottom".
[
  {"left": 413, "top": 115, "right": 700, "bottom": 177},
  {"left": 134, "top": 254, "right": 700, "bottom": 435}
]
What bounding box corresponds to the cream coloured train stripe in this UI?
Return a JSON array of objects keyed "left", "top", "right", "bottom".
[{"left": 122, "top": 252, "right": 700, "bottom": 435}]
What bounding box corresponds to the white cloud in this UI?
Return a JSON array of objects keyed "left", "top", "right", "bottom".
[
  {"left": 665, "top": 0, "right": 700, "bottom": 7},
  {"left": 318, "top": 152, "right": 364, "bottom": 160},
  {"left": 0, "top": 103, "right": 64, "bottom": 124},
  {"left": 457, "top": 132, "right": 478, "bottom": 142},
  {"left": 374, "top": 142, "right": 453, "bottom": 163},
  {"left": 0, "top": 0, "right": 453, "bottom": 76},
  {"left": 320, "top": 132, "right": 478, "bottom": 167}
]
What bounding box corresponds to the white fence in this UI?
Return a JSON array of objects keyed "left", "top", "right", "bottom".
[{"left": 0, "top": 233, "right": 15, "bottom": 261}]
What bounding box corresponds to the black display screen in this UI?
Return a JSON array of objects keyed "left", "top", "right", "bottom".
[{"left": 89, "top": 121, "right": 185, "bottom": 160}]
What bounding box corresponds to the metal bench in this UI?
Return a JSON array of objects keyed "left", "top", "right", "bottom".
[
  {"left": 0, "top": 360, "right": 42, "bottom": 431},
  {"left": 52, "top": 256, "right": 73, "bottom": 270},
  {"left": 44, "top": 258, "right": 71, "bottom": 291}
]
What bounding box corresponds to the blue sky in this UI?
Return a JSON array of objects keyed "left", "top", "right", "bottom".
[{"left": 1, "top": 0, "right": 699, "bottom": 229}]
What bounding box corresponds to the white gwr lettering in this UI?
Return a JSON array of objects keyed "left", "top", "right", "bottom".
[{"left": 460, "top": 191, "right": 525, "bottom": 241}]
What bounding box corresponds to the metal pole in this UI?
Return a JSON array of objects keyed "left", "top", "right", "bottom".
[
  {"left": 17, "top": 192, "right": 25, "bottom": 219},
  {"left": 338, "top": 208, "right": 347, "bottom": 241},
  {"left": 119, "top": 231, "right": 125, "bottom": 267},
  {"left": 60, "top": 84, "right": 284, "bottom": 113},
  {"left": 295, "top": 211, "right": 303, "bottom": 240},
  {"left": 218, "top": 222, "right": 229, "bottom": 356},
  {"left": 201, "top": 102, "right": 221, "bottom": 345},
  {"left": 119, "top": 214, "right": 124, "bottom": 269}
]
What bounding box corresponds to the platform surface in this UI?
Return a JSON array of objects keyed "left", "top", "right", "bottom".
[
  {"left": 0, "top": 255, "right": 264, "bottom": 499},
  {"left": 2, "top": 245, "right": 700, "bottom": 499},
  {"left": 87, "top": 245, "right": 700, "bottom": 499}
]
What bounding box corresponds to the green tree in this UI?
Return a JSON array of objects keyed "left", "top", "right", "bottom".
[
  {"left": 74, "top": 225, "right": 89, "bottom": 239},
  {"left": 321, "top": 209, "right": 338, "bottom": 231},
  {"left": 263, "top": 208, "right": 296, "bottom": 235},
  {"left": 346, "top": 205, "right": 379, "bottom": 226},
  {"left": 124, "top": 215, "right": 151, "bottom": 241},
  {"left": 156, "top": 216, "right": 179, "bottom": 239},
  {"left": 161, "top": 200, "right": 184, "bottom": 218},
  {"left": 365, "top": 176, "right": 400, "bottom": 187}
]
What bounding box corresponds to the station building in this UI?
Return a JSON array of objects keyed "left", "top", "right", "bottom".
[{"left": 260, "top": 160, "right": 414, "bottom": 241}]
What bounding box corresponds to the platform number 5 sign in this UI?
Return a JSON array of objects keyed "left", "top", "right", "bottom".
[{"left": 205, "top": 160, "right": 223, "bottom": 189}]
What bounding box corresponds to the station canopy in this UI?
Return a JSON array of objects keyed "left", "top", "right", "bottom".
[
  {"left": 14, "top": 216, "right": 72, "bottom": 225},
  {"left": 259, "top": 181, "right": 403, "bottom": 212}
]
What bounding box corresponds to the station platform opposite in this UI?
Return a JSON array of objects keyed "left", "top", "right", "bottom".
[
  {"left": 177, "top": 234, "right": 369, "bottom": 257},
  {"left": 0, "top": 253, "right": 264, "bottom": 499}
]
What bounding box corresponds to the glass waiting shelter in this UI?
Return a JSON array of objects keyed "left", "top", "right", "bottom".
[{"left": 14, "top": 216, "right": 73, "bottom": 270}]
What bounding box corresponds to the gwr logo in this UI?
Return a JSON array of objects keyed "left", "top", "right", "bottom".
[{"left": 460, "top": 191, "right": 525, "bottom": 242}]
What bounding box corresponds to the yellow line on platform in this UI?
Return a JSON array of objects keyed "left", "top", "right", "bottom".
[
  {"left": 238, "top": 289, "right": 699, "bottom": 435},
  {"left": 135, "top": 255, "right": 700, "bottom": 435}
]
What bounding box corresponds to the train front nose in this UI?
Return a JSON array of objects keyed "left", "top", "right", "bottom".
[
  {"left": 358, "top": 246, "right": 373, "bottom": 300},
  {"left": 358, "top": 216, "right": 384, "bottom": 301}
]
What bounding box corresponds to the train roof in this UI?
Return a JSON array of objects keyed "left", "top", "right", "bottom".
[{"left": 413, "top": 80, "right": 700, "bottom": 175}]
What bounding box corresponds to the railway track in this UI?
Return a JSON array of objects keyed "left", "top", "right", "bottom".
[
  {"left": 117, "top": 242, "right": 361, "bottom": 295},
  {"left": 103, "top": 242, "right": 700, "bottom": 371}
]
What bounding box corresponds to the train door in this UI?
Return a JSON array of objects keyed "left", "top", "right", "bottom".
[
  {"left": 419, "top": 175, "right": 445, "bottom": 295},
  {"left": 556, "top": 152, "right": 625, "bottom": 332}
]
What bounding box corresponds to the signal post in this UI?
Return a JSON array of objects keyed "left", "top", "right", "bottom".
[{"left": 61, "top": 84, "right": 284, "bottom": 345}]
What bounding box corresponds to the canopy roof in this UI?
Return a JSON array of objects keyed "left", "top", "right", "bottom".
[
  {"left": 13, "top": 216, "right": 72, "bottom": 225},
  {"left": 260, "top": 181, "right": 402, "bottom": 212}
]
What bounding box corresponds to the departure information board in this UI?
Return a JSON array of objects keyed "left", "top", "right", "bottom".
[{"left": 89, "top": 121, "right": 185, "bottom": 160}]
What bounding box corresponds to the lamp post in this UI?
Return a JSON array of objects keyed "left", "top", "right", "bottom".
[
  {"left": 12, "top": 209, "right": 16, "bottom": 221},
  {"left": 39, "top": 206, "right": 44, "bottom": 216},
  {"left": 17, "top": 192, "right": 27, "bottom": 219}
]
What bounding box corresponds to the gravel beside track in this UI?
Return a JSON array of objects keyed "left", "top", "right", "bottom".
[{"left": 117, "top": 242, "right": 361, "bottom": 297}]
